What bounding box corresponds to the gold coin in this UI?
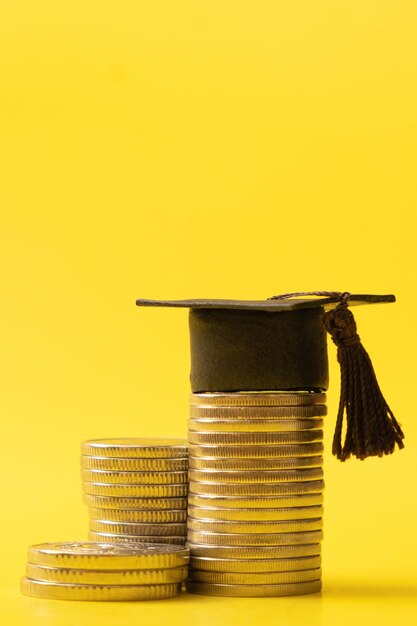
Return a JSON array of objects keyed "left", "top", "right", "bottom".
[
  {"left": 89, "top": 519, "right": 187, "bottom": 536},
  {"left": 26, "top": 563, "right": 188, "bottom": 585},
  {"left": 21, "top": 577, "right": 182, "bottom": 601},
  {"left": 188, "top": 419, "right": 324, "bottom": 433},
  {"left": 83, "top": 494, "right": 188, "bottom": 510},
  {"left": 81, "top": 439, "right": 188, "bottom": 459},
  {"left": 187, "top": 529, "right": 323, "bottom": 546},
  {"left": 186, "top": 579, "right": 321, "bottom": 597},
  {"left": 189, "top": 554, "right": 322, "bottom": 573},
  {"left": 189, "top": 456, "right": 323, "bottom": 470},
  {"left": 188, "top": 468, "right": 323, "bottom": 483},
  {"left": 189, "top": 480, "right": 324, "bottom": 496},
  {"left": 81, "top": 469, "right": 188, "bottom": 485},
  {"left": 189, "top": 443, "right": 324, "bottom": 458},
  {"left": 89, "top": 508, "right": 187, "bottom": 523},
  {"left": 83, "top": 483, "right": 188, "bottom": 498},
  {"left": 186, "top": 543, "right": 321, "bottom": 559},
  {"left": 89, "top": 531, "right": 186, "bottom": 545},
  {"left": 190, "top": 392, "right": 327, "bottom": 407},
  {"left": 188, "top": 493, "right": 324, "bottom": 509},
  {"left": 190, "top": 406, "right": 327, "bottom": 418},
  {"left": 189, "top": 568, "right": 321, "bottom": 584},
  {"left": 27, "top": 542, "right": 189, "bottom": 570},
  {"left": 188, "top": 505, "right": 323, "bottom": 522},
  {"left": 188, "top": 431, "right": 323, "bottom": 445},
  {"left": 81, "top": 456, "right": 189, "bottom": 471},
  {"left": 187, "top": 517, "right": 323, "bottom": 534}
]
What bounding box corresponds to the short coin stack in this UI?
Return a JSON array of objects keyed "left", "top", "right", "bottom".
[
  {"left": 21, "top": 542, "right": 189, "bottom": 601},
  {"left": 187, "top": 392, "right": 326, "bottom": 597},
  {"left": 81, "top": 438, "right": 189, "bottom": 545}
]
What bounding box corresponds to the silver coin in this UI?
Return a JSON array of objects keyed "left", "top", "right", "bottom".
[
  {"left": 189, "top": 554, "right": 322, "bottom": 573},
  {"left": 186, "top": 579, "right": 321, "bottom": 596},
  {"left": 190, "top": 406, "right": 327, "bottom": 418},
  {"left": 188, "top": 431, "right": 323, "bottom": 445},
  {"left": 27, "top": 541, "right": 189, "bottom": 569},
  {"left": 189, "top": 455, "right": 323, "bottom": 470},
  {"left": 188, "top": 468, "right": 324, "bottom": 483},
  {"left": 189, "top": 443, "right": 324, "bottom": 458},
  {"left": 187, "top": 505, "right": 323, "bottom": 522},
  {"left": 81, "top": 439, "right": 188, "bottom": 459},
  {"left": 190, "top": 392, "right": 327, "bottom": 407},
  {"left": 188, "top": 493, "right": 324, "bottom": 509},
  {"left": 89, "top": 519, "right": 187, "bottom": 536},
  {"left": 188, "top": 418, "right": 324, "bottom": 432},
  {"left": 189, "top": 479, "right": 324, "bottom": 496},
  {"left": 81, "top": 469, "right": 188, "bottom": 485},
  {"left": 83, "top": 494, "right": 188, "bottom": 510},
  {"left": 186, "top": 542, "right": 321, "bottom": 559},
  {"left": 187, "top": 529, "right": 323, "bottom": 546}
]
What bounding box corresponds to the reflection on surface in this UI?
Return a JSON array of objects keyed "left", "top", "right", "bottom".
[{"left": 8, "top": 578, "right": 417, "bottom": 626}]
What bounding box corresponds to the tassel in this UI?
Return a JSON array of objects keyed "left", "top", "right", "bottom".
[
  {"left": 323, "top": 297, "right": 404, "bottom": 461},
  {"left": 267, "top": 290, "right": 405, "bottom": 461}
]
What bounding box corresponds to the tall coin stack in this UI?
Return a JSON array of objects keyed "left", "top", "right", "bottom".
[
  {"left": 186, "top": 393, "right": 326, "bottom": 597},
  {"left": 80, "top": 438, "right": 189, "bottom": 545}
]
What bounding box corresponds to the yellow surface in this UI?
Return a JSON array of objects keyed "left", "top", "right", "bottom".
[{"left": 1, "top": 0, "right": 416, "bottom": 623}]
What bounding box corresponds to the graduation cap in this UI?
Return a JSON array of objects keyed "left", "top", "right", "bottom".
[{"left": 136, "top": 291, "right": 404, "bottom": 462}]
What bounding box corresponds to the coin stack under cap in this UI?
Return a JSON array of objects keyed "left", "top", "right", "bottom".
[
  {"left": 21, "top": 542, "right": 189, "bottom": 601},
  {"left": 186, "top": 393, "right": 325, "bottom": 597},
  {"left": 81, "top": 438, "right": 189, "bottom": 545}
]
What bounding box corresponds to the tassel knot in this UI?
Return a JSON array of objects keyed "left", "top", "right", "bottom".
[{"left": 323, "top": 306, "right": 361, "bottom": 348}]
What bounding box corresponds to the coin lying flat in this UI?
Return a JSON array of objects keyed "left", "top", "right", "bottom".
[
  {"left": 189, "top": 456, "right": 323, "bottom": 471},
  {"left": 81, "top": 469, "right": 188, "bottom": 485},
  {"left": 187, "top": 517, "right": 323, "bottom": 534},
  {"left": 83, "top": 495, "right": 188, "bottom": 510},
  {"left": 189, "top": 554, "right": 322, "bottom": 573},
  {"left": 89, "top": 507, "right": 187, "bottom": 524},
  {"left": 186, "top": 579, "right": 321, "bottom": 597},
  {"left": 190, "top": 406, "right": 327, "bottom": 418},
  {"left": 188, "top": 468, "right": 324, "bottom": 484},
  {"left": 81, "top": 439, "right": 188, "bottom": 459},
  {"left": 186, "top": 543, "right": 321, "bottom": 559},
  {"left": 188, "top": 431, "right": 323, "bottom": 446},
  {"left": 188, "top": 493, "right": 324, "bottom": 509},
  {"left": 187, "top": 505, "right": 323, "bottom": 522},
  {"left": 27, "top": 542, "right": 189, "bottom": 570},
  {"left": 188, "top": 419, "right": 324, "bottom": 433},
  {"left": 21, "top": 578, "right": 182, "bottom": 601},
  {"left": 189, "top": 443, "right": 324, "bottom": 458},
  {"left": 189, "top": 568, "right": 321, "bottom": 584},
  {"left": 89, "top": 519, "right": 187, "bottom": 536},
  {"left": 81, "top": 456, "right": 189, "bottom": 472},
  {"left": 82, "top": 483, "right": 188, "bottom": 498},
  {"left": 187, "top": 529, "right": 323, "bottom": 546},
  {"left": 26, "top": 563, "right": 188, "bottom": 585},
  {"left": 190, "top": 393, "right": 327, "bottom": 407},
  {"left": 89, "top": 531, "right": 186, "bottom": 545},
  {"left": 189, "top": 480, "right": 324, "bottom": 497}
]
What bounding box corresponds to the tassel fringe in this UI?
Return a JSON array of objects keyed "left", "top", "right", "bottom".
[{"left": 323, "top": 304, "right": 404, "bottom": 461}]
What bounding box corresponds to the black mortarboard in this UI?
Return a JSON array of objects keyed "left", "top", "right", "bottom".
[{"left": 136, "top": 291, "right": 404, "bottom": 462}]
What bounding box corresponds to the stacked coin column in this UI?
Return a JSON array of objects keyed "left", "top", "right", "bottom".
[
  {"left": 21, "top": 542, "right": 190, "bottom": 601},
  {"left": 186, "top": 393, "right": 326, "bottom": 597},
  {"left": 80, "top": 439, "right": 189, "bottom": 545}
]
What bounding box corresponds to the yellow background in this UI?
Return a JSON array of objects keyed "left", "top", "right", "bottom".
[{"left": 1, "top": 1, "right": 416, "bottom": 623}]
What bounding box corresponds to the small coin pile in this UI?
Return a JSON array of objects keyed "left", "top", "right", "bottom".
[
  {"left": 81, "top": 438, "right": 189, "bottom": 545},
  {"left": 186, "top": 392, "right": 326, "bottom": 597},
  {"left": 21, "top": 542, "right": 189, "bottom": 601}
]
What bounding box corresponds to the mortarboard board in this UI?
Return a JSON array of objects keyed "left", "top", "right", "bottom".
[{"left": 136, "top": 291, "right": 404, "bottom": 462}]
